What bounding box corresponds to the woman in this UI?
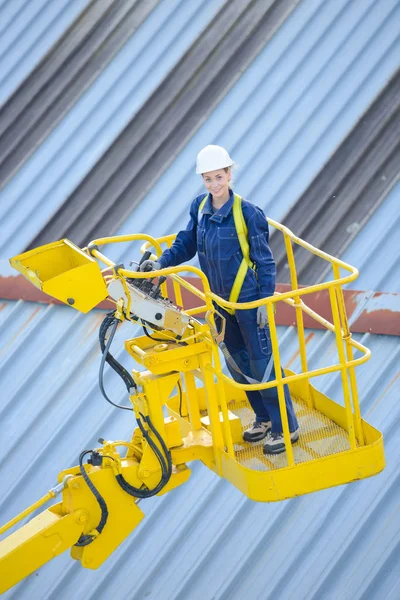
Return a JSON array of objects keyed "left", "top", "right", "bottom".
[{"left": 140, "top": 145, "right": 299, "bottom": 455}]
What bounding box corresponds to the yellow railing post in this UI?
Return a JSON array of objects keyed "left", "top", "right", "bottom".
[
  {"left": 171, "top": 278, "right": 183, "bottom": 308},
  {"left": 267, "top": 302, "right": 295, "bottom": 467},
  {"left": 328, "top": 286, "right": 357, "bottom": 450},
  {"left": 199, "top": 352, "right": 224, "bottom": 473},
  {"left": 163, "top": 239, "right": 183, "bottom": 307},
  {"left": 332, "top": 265, "right": 365, "bottom": 446},
  {"left": 283, "top": 233, "right": 312, "bottom": 408},
  {"left": 209, "top": 340, "right": 235, "bottom": 457}
]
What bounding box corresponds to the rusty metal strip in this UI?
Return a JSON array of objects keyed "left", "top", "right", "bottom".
[{"left": 1, "top": 264, "right": 398, "bottom": 336}]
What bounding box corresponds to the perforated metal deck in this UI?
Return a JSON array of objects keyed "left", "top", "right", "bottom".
[{"left": 230, "top": 397, "right": 353, "bottom": 471}]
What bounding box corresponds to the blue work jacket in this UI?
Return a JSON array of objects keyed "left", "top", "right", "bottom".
[{"left": 158, "top": 189, "right": 276, "bottom": 302}]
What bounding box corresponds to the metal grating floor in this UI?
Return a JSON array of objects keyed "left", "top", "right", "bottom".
[{"left": 229, "top": 396, "right": 353, "bottom": 471}]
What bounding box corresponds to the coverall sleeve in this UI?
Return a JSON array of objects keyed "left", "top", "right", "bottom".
[
  {"left": 246, "top": 205, "right": 276, "bottom": 297},
  {"left": 157, "top": 198, "right": 200, "bottom": 268}
]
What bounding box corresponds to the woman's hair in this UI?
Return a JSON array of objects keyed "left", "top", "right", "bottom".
[{"left": 225, "top": 162, "right": 238, "bottom": 187}]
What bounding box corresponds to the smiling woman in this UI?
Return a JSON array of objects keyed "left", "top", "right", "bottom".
[{"left": 139, "top": 144, "right": 299, "bottom": 454}]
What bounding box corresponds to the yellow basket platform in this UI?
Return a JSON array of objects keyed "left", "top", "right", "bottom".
[{"left": 165, "top": 370, "right": 384, "bottom": 502}]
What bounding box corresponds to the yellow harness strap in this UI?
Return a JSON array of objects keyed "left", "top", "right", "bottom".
[{"left": 198, "top": 193, "right": 253, "bottom": 314}]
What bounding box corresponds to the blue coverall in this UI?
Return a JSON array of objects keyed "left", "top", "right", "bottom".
[{"left": 157, "top": 189, "right": 298, "bottom": 434}]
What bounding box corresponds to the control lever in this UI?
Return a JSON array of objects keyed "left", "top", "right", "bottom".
[
  {"left": 150, "top": 276, "right": 167, "bottom": 299},
  {"left": 139, "top": 250, "right": 152, "bottom": 270},
  {"left": 127, "top": 251, "right": 153, "bottom": 289}
]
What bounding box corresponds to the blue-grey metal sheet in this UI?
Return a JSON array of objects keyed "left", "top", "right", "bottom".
[
  {"left": 0, "top": 0, "right": 91, "bottom": 106},
  {"left": 1, "top": 0, "right": 400, "bottom": 596},
  {"left": 0, "top": 0, "right": 226, "bottom": 259},
  {"left": 110, "top": 0, "right": 400, "bottom": 269},
  {"left": 0, "top": 298, "right": 398, "bottom": 600},
  {"left": 342, "top": 179, "right": 400, "bottom": 294}
]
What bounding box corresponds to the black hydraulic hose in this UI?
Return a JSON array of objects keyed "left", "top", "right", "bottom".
[
  {"left": 115, "top": 414, "right": 172, "bottom": 499},
  {"left": 73, "top": 431, "right": 170, "bottom": 548},
  {"left": 142, "top": 323, "right": 168, "bottom": 342},
  {"left": 142, "top": 322, "right": 188, "bottom": 346},
  {"left": 75, "top": 450, "right": 109, "bottom": 547},
  {"left": 137, "top": 414, "right": 168, "bottom": 479},
  {"left": 101, "top": 325, "right": 134, "bottom": 389},
  {"left": 177, "top": 380, "right": 187, "bottom": 417},
  {"left": 99, "top": 312, "right": 136, "bottom": 394},
  {"left": 97, "top": 312, "right": 172, "bottom": 498},
  {"left": 99, "top": 314, "right": 134, "bottom": 412},
  {"left": 143, "top": 413, "right": 172, "bottom": 477}
]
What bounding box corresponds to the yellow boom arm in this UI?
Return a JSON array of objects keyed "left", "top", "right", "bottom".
[
  {"left": 0, "top": 505, "right": 87, "bottom": 593},
  {"left": 0, "top": 452, "right": 158, "bottom": 594}
]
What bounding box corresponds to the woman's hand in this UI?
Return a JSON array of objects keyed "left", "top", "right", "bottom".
[
  {"left": 257, "top": 305, "right": 268, "bottom": 329},
  {"left": 139, "top": 260, "right": 161, "bottom": 272}
]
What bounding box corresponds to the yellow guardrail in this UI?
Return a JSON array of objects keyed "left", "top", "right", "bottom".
[{"left": 87, "top": 218, "right": 370, "bottom": 469}]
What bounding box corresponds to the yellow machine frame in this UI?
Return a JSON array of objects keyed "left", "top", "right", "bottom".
[{"left": 1, "top": 219, "right": 384, "bottom": 593}]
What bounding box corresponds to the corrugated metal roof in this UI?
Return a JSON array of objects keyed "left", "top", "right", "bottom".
[
  {"left": 0, "top": 0, "right": 91, "bottom": 106},
  {"left": 110, "top": 0, "right": 400, "bottom": 269},
  {"left": 1, "top": 1, "right": 399, "bottom": 597},
  {"left": 0, "top": 298, "right": 398, "bottom": 600},
  {"left": 0, "top": 0, "right": 227, "bottom": 259}
]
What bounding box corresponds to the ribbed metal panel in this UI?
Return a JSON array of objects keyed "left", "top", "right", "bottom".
[
  {"left": 0, "top": 0, "right": 227, "bottom": 259},
  {"left": 271, "top": 67, "right": 400, "bottom": 285},
  {"left": 342, "top": 180, "right": 400, "bottom": 294},
  {"left": 0, "top": 0, "right": 91, "bottom": 106},
  {"left": 0, "top": 298, "right": 398, "bottom": 600},
  {"left": 0, "top": 0, "right": 160, "bottom": 189},
  {"left": 1, "top": 2, "right": 399, "bottom": 597},
  {"left": 28, "top": 0, "right": 298, "bottom": 249},
  {"left": 108, "top": 0, "right": 400, "bottom": 271}
]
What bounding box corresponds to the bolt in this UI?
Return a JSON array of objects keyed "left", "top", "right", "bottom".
[
  {"left": 78, "top": 514, "right": 87, "bottom": 524},
  {"left": 84, "top": 558, "right": 92, "bottom": 566},
  {"left": 183, "top": 359, "right": 191, "bottom": 367}
]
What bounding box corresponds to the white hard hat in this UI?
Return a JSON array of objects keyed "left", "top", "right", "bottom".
[{"left": 196, "top": 145, "right": 233, "bottom": 174}]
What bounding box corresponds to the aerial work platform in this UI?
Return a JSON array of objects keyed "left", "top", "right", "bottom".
[{"left": 1, "top": 218, "right": 384, "bottom": 592}]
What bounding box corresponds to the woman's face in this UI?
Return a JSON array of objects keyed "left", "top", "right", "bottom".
[{"left": 202, "top": 168, "right": 231, "bottom": 201}]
